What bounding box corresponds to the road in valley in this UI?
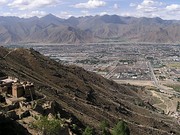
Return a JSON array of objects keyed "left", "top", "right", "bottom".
[{"left": 105, "top": 61, "right": 119, "bottom": 79}]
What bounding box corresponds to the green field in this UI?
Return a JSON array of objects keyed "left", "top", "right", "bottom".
[
  {"left": 165, "top": 84, "right": 180, "bottom": 92},
  {"left": 168, "top": 62, "right": 180, "bottom": 69}
]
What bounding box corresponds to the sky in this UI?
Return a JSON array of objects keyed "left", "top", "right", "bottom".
[{"left": 0, "top": 0, "right": 180, "bottom": 20}]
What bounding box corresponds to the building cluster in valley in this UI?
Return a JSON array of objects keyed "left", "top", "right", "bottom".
[{"left": 33, "top": 43, "right": 180, "bottom": 83}]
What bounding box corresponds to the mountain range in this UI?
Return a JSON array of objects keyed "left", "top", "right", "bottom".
[{"left": 0, "top": 14, "right": 180, "bottom": 44}]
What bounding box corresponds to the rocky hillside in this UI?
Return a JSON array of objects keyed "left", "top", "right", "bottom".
[
  {"left": 0, "top": 46, "right": 180, "bottom": 135},
  {"left": 0, "top": 14, "right": 180, "bottom": 44}
]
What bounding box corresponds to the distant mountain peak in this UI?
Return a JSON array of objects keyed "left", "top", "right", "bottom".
[
  {"left": 100, "top": 14, "right": 125, "bottom": 24},
  {"left": 44, "top": 13, "right": 55, "bottom": 17},
  {"left": 41, "top": 13, "right": 58, "bottom": 19}
]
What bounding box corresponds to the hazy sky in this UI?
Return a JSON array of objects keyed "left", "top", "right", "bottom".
[{"left": 0, "top": 0, "right": 180, "bottom": 20}]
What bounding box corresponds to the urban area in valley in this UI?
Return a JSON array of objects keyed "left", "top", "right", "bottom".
[{"left": 8, "top": 43, "right": 180, "bottom": 125}]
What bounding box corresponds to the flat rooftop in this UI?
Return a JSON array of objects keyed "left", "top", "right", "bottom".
[
  {"left": 6, "top": 97, "right": 26, "bottom": 103},
  {"left": 1, "top": 77, "right": 18, "bottom": 84}
]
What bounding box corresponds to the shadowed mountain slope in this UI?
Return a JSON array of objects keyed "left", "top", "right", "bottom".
[{"left": 0, "top": 114, "right": 31, "bottom": 135}]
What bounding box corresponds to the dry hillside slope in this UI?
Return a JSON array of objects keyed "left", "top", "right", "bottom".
[{"left": 0, "top": 46, "right": 180, "bottom": 135}]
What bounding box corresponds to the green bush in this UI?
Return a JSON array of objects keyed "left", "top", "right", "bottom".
[
  {"left": 112, "top": 121, "right": 130, "bottom": 135},
  {"left": 83, "top": 126, "right": 94, "bottom": 135},
  {"left": 32, "top": 116, "right": 62, "bottom": 135},
  {"left": 100, "top": 120, "right": 110, "bottom": 135}
]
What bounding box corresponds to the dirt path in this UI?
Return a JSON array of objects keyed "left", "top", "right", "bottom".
[
  {"left": 151, "top": 91, "right": 165, "bottom": 104},
  {"left": 151, "top": 90, "right": 179, "bottom": 115},
  {"left": 115, "top": 79, "right": 155, "bottom": 86},
  {"left": 3, "top": 48, "right": 17, "bottom": 58}
]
